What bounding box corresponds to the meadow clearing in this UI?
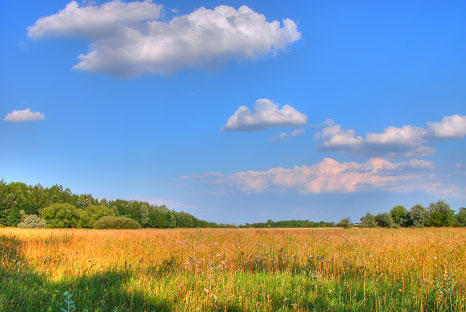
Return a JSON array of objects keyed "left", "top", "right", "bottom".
[{"left": 1, "top": 227, "right": 465, "bottom": 311}]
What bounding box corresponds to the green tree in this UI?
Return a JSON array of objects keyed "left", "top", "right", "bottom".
[
  {"left": 390, "top": 205, "right": 407, "bottom": 226},
  {"left": 41, "top": 203, "right": 79, "bottom": 228},
  {"left": 405, "top": 204, "right": 428, "bottom": 227},
  {"left": 360, "top": 212, "right": 377, "bottom": 228},
  {"left": 140, "top": 204, "right": 149, "bottom": 227},
  {"left": 426, "top": 200, "right": 454, "bottom": 227},
  {"left": 7, "top": 207, "right": 22, "bottom": 226},
  {"left": 168, "top": 211, "right": 177, "bottom": 228}
]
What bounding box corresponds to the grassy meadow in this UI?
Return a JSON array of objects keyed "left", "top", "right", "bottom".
[{"left": 1, "top": 227, "right": 465, "bottom": 311}]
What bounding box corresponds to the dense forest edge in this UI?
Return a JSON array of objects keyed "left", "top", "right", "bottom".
[{"left": 0, "top": 180, "right": 465, "bottom": 229}]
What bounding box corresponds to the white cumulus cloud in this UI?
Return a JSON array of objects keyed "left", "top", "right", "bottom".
[
  {"left": 28, "top": 1, "right": 301, "bottom": 76},
  {"left": 224, "top": 99, "right": 307, "bottom": 131},
  {"left": 27, "top": 0, "right": 162, "bottom": 39},
  {"left": 316, "top": 115, "right": 466, "bottom": 158},
  {"left": 4, "top": 109, "right": 45, "bottom": 123},
  {"left": 427, "top": 115, "right": 466, "bottom": 139}
]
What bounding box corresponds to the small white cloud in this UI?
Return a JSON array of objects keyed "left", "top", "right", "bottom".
[
  {"left": 427, "top": 115, "right": 466, "bottom": 139},
  {"left": 224, "top": 99, "right": 307, "bottom": 131},
  {"left": 4, "top": 108, "right": 45, "bottom": 123},
  {"left": 28, "top": 1, "right": 301, "bottom": 76},
  {"left": 270, "top": 129, "right": 305, "bottom": 142},
  {"left": 315, "top": 114, "right": 466, "bottom": 158}
]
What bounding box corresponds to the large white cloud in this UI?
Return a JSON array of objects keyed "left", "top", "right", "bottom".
[
  {"left": 316, "top": 115, "right": 466, "bottom": 158},
  {"left": 4, "top": 109, "right": 45, "bottom": 122},
  {"left": 223, "top": 99, "right": 307, "bottom": 131},
  {"left": 28, "top": 1, "right": 301, "bottom": 76},
  {"left": 185, "top": 157, "right": 453, "bottom": 195}
]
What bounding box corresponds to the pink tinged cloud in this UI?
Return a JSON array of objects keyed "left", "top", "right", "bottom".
[{"left": 187, "top": 157, "right": 442, "bottom": 195}]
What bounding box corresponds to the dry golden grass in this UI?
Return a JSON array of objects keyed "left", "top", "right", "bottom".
[{"left": 1, "top": 227, "right": 465, "bottom": 311}]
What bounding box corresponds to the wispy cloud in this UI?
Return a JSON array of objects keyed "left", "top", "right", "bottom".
[
  {"left": 315, "top": 115, "right": 466, "bottom": 158},
  {"left": 269, "top": 129, "right": 305, "bottom": 142},
  {"left": 145, "top": 198, "right": 197, "bottom": 211},
  {"left": 4, "top": 108, "right": 45, "bottom": 123},
  {"left": 223, "top": 99, "right": 307, "bottom": 131},
  {"left": 28, "top": 1, "right": 301, "bottom": 76}
]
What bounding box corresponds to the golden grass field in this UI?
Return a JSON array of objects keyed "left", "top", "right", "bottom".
[{"left": 1, "top": 227, "right": 465, "bottom": 311}]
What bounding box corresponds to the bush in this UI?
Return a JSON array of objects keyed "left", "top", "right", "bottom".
[
  {"left": 41, "top": 203, "right": 80, "bottom": 228},
  {"left": 77, "top": 205, "right": 115, "bottom": 228},
  {"left": 360, "top": 212, "right": 377, "bottom": 228},
  {"left": 17, "top": 214, "right": 46, "bottom": 228},
  {"left": 93, "top": 216, "right": 141, "bottom": 229},
  {"left": 375, "top": 213, "right": 395, "bottom": 228}
]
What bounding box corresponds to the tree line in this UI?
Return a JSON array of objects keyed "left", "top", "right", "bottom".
[
  {"left": 1, "top": 180, "right": 465, "bottom": 229},
  {"left": 240, "top": 219, "right": 335, "bottom": 228},
  {"left": 357, "top": 201, "right": 466, "bottom": 228},
  {"left": 0, "top": 180, "right": 230, "bottom": 229}
]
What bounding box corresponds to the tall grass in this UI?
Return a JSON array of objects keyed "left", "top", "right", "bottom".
[{"left": 1, "top": 228, "right": 465, "bottom": 311}]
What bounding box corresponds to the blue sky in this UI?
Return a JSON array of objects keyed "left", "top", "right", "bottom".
[{"left": 1, "top": 0, "right": 465, "bottom": 224}]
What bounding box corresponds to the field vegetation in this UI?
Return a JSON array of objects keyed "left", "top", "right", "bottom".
[{"left": 1, "top": 227, "right": 465, "bottom": 311}]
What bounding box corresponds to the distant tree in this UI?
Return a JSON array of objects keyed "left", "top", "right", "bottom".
[
  {"left": 375, "top": 213, "right": 395, "bottom": 228},
  {"left": 360, "top": 212, "right": 377, "bottom": 228},
  {"left": 426, "top": 200, "right": 454, "bottom": 227},
  {"left": 390, "top": 205, "right": 407, "bottom": 226},
  {"left": 41, "top": 203, "right": 79, "bottom": 228},
  {"left": 140, "top": 204, "right": 150, "bottom": 227},
  {"left": 168, "top": 211, "right": 177, "bottom": 228},
  {"left": 405, "top": 204, "right": 428, "bottom": 227},
  {"left": 337, "top": 217, "right": 352, "bottom": 229},
  {"left": 456, "top": 207, "right": 466, "bottom": 226}
]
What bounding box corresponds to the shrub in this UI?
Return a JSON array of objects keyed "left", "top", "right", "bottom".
[
  {"left": 41, "top": 203, "right": 80, "bottom": 228},
  {"left": 375, "top": 213, "right": 395, "bottom": 228},
  {"left": 337, "top": 218, "right": 352, "bottom": 229},
  {"left": 78, "top": 205, "right": 115, "bottom": 228},
  {"left": 93, "top": 216, "right": 141, "bottom": 229},
  {"left": 17, "top": 214, "right": 46, "bottom": 228}
]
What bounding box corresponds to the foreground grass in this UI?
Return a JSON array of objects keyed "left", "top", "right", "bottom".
[{"left": 0, "top": 228, "right": 465, "bottom": 311}]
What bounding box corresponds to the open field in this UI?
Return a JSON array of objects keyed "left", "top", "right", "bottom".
[{"left": 1, "top": 228, "right": 465, "bottom": 311}]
